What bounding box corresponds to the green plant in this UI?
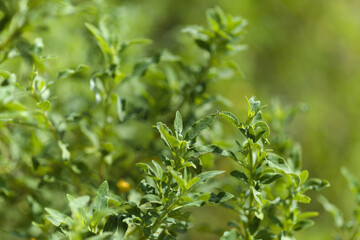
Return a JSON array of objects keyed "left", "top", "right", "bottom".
[
  {"left": 130, "top": 112, "right": 232, "bottom": 239},
  {"left": 40, "top": 112, "right": 230, "bottom": 239},
  {"left": 0, "top": 1, "right": 333, "bottom": 240},
  {"left": 217, "top": 98, "right": 329, "bottom": 240}
]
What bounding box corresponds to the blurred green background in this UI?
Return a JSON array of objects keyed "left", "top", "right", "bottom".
[{"left": 1, "top": 0, "right": 360, "bottom": 239}]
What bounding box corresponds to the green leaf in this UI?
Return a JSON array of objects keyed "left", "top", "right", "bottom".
[
  {"left": 138, "top": 179, "right": 156, "bottom": 195},
  {"left": 182, "top": 200, "right": 205, "bottom": 208},
  {"left": 136, "top": 163, "right": 155, "bottom": 176},
  {"left": 91, "top": 209, "right": 114, "bottom": 228},
  {"left": 255, "top": 229, "right": 277, "bottom": 240},
  {"left": 80, "top": 122, "right": 99, "bottom": 148},
  {"left": 121, "top": 38, "right": 152, "bottom": 52},
  {"left": 67, "top": 194, "right": 89, "bottom": 223},
  {"left": 140, "top": 194, "right": 162, "bottom": 205},
  {"left": 318, "top": 195, "right": 344, "bottom": 227},
  {"left": 3, "top": 102, "right": 26, "bottom": 111},
  {"left": 160, "top": 49, "right": 182, "bottom": 62},
  {"left": 341, "top": 167, "right": 360, "bottom": 196},
  {"left": 170, "top": 170, "right": 186, "bottom": 191},
  {"left": 45, "top": 215, "right": 64, "bottom": 227},
  {"left": 193, "top": 145, "right": 237, "bottom": 161},
  {"left": 254, "top": 121, "right": 270, "bottom": 142},
  {"left": 289, "top": 143, "right": 302, "bottom": 171},
  {"left": 280, "top": 234, "right": 295, "bottom": 240},
  {"left": 67, "top": 194, "right": 90, "bottom": 212},
  {"left": 136, "top": 163, "right": 149, "bottom": 174},
  {"left": 300, "top": 170, "right": 309, "bottom": 184},
  {"left": 37, "top": 100, "right": 51, "bottom": 111},
  {"left": 186, "top": 176, "right": 200, "bottom": 190},
  {"left": 230, "top": 170, "right": 248, "bottom": 183},
  {"left": 86, "top": 232, "right": 113, "bottom": 240},
  {"left": 219, "top": 111, "right": 240, "bottom": 127},
  {"left": 85, "top": 23, "right": 110, "bottom": 58},
  {"left": 294, "top": 193, "right": 311, "bottom": 204},
  {"left": 152, "top": 160, "right": 163, "bottom": 179},
  {"left": 174, "top": 111, "right": 183, "bottom": 139},
  {"left": 182, "top": 26, "right": 209, "bottom": 42},
  {"left": 133, "top": 60, "right": 153, "bottom": 78},
  {"left": 260, "top": 173, "right": 282, "bottom": 184},
  {"left": 247, "top": 126, "right": 256, "bottom": 140},
  {"left": 247, "top": 96, "right": 261, "bottom": 114},
  {"left": 209, "top": 192, "right": 234, "bottom": 204},
  {"left": 207, "top": 12, "right": 220, "bottom": 32},
  {"left": 251, "top": 186, "right": 262, "bottom": 206},
  {"left": 58, "top": 141, "right": 70, "bottom": 161},
  {"left": 95, "top": 181, "right": 109, "bottom": 211},
  {"left": 303, "top": 178, "right": 330, "bottom": 191},
  {"left": 294, "top": 219, "right": 314, "bottom": 231},
  {"left": 125, "top": 54, "right": 161, "bottom": 80},
  {"left": 226, "top": 44, "right": 247, "bottom": 52},
  {"left": 298, "top": 211, "right": 319, "bottom": 221},
  {"left": 0, "top": 70, "right": 11, "bottom": 79},
  {"left": 156, "top": 122, "right": 179, "bottom": 149},
  {"left": 57, "top": 64, "right": 88, "bottom": 80},
  {"left": 185, "top": 114, "right": 216, "bottom": 141},
  {"left": 104, "top": 215, "right": 127, "bottom": 237},
  {"left": 45, "top": 208, "right": 68, "bottom": 227},
  {"left": 266, "top": 153, "right": 293, "bottom": 174},
  {"left": 197, "top": 170, "right": 224, "bottom": 183},
  {"left": 220, "top": 229, "right": 238, "bottom": 240},
  {"left": 158, "top": 231, "right": 177, "bottom": 240},
  {"left": 194, "top": 39, "right": 211, "bottom": 51}
]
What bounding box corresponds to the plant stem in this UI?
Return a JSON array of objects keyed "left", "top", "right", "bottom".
[
  {"left": 99, "top": 101, "right": 108, "bottom": 181},
  {"left": 246, "top": 142, "right": 255, "bottom": 240}
]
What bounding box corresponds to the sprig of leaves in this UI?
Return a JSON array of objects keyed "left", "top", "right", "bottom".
[
  {"left": 129, "top": 111, "right": 232, "bottom": 239},
  {"left": 219, "top": 97, "right": 329, "bottom": 240},
  {"left": 41, "top": 181, "right": 123, "bottom": 239}
]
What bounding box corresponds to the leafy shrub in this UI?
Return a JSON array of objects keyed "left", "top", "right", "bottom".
[{"left": 0, "top": 1, "right": 331, "bottom": 240}]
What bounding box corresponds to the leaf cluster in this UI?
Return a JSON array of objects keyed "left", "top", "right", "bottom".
[
  {"left": 0, "top": 2, "right": 332, "bottom": 240},
  {"left": 219, "top": 99, "right": 329, "bottom": 240}
]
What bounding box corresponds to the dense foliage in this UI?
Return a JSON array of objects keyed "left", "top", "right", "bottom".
[{"left": 0, "top": 1, "right": 359, "bottom": 240}]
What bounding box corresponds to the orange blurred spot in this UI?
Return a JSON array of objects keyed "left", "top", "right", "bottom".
[{"left": 117, "top": 179, "right": 131, "bottom": 193}]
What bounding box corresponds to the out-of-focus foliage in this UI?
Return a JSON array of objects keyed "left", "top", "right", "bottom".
[
  {"left": 319, "top": 168, "right": 360, "bottom": 240},
  {"left": 0, "top": 0, "right": 359, "bottom": 239}
]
